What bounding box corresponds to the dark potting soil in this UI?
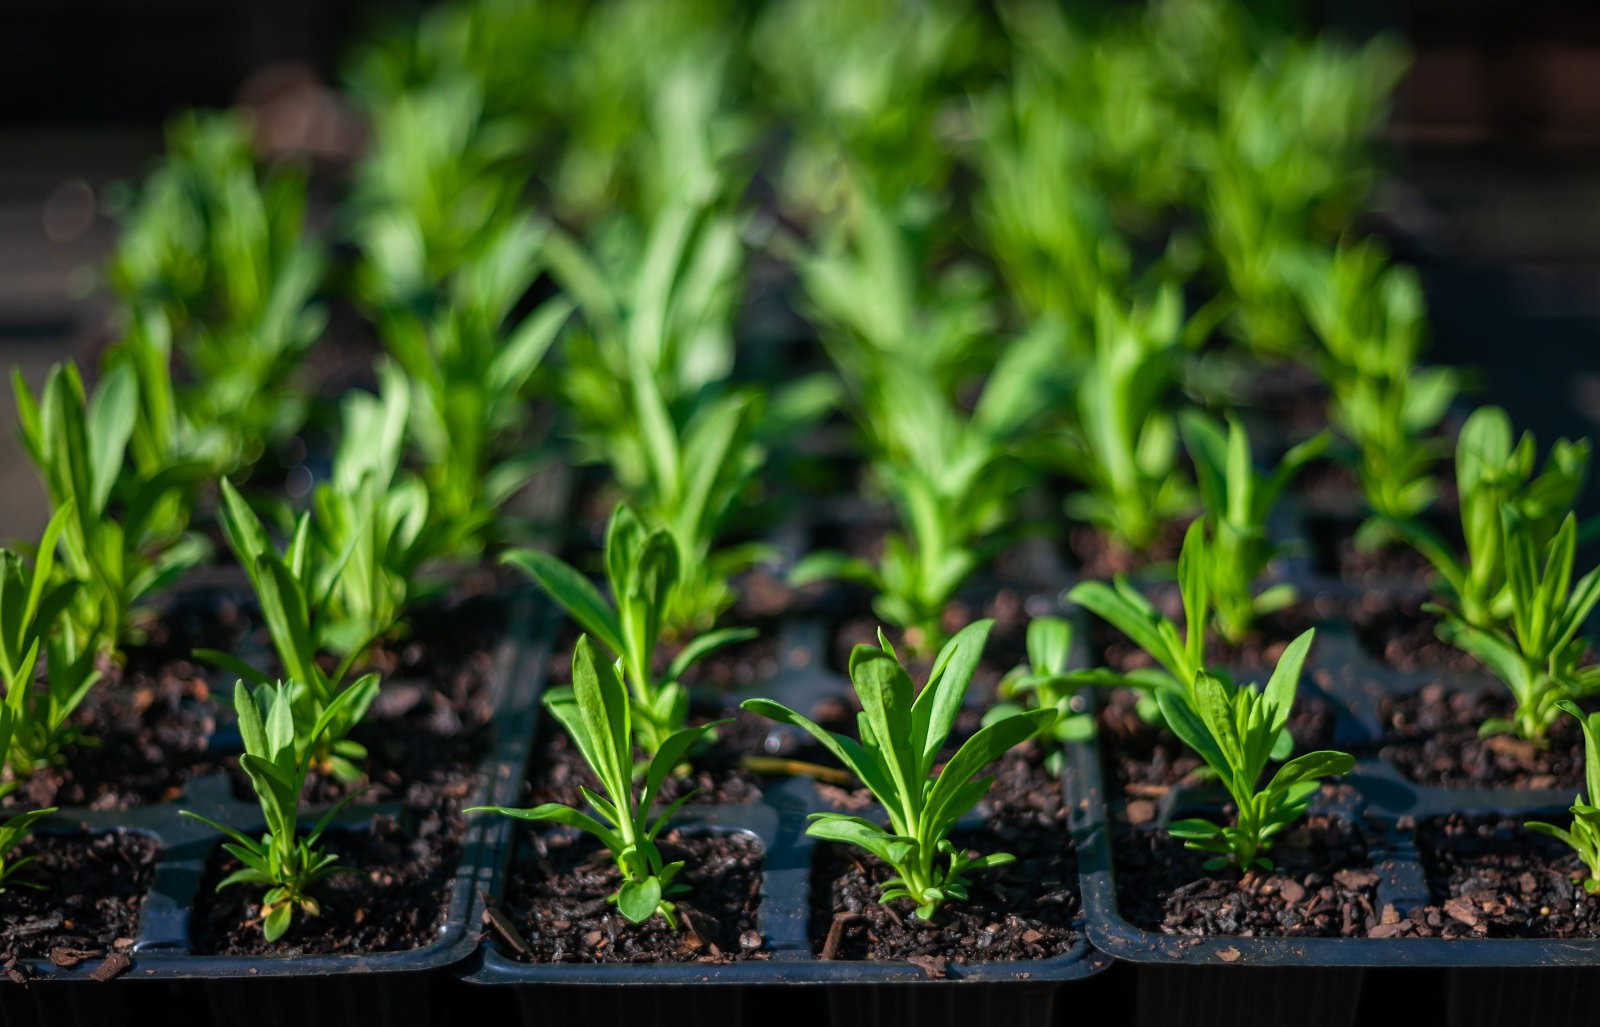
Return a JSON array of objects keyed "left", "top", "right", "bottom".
[
  {"left": 1303, "top": 512, "right": 1436, "bottom": 586},
  {"left": 807, "top": 816, "right": 1081, "bottom": 965},
  {"left": 0, "top": 832, "right": 158, "bottom": 962},
  {"left": 496, "top": 828, "right": 765, "bottom": 964},
  {"left": 1066, "top": 518, "right": 1191, "bottom": 580},
  {"left": 1114, "top": 815, "right": 1379, "bottom": 937},
  {"left": 525, "top": 707, "right": 769, "bottom": 807},
  {"left": 1384, "top": 814, "right": 1600, "bottom": 939},
  {"left": 4, "top": 593, "right": 249, "bottom": 811},
  {"left": 1379, "top": 683, "right": 1585, "bottom": 790},
  {"left": 1097, "top": 686, "right": 1336, "bottom": 793},
  {"left": 1349, "top": 593, "right": 1482, "bottom": 674},
  {"left": 189, "top": 812, "right": 458, "bottom": 955}
]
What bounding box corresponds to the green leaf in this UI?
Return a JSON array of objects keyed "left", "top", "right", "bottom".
[
  {"left": 616, "top": 876, "right": 664, "bottom": 924},
  {"left": 501, "top": 549, "right": 624, "bottom": 655},
  {"left": 805, "top": 813, "right": 917, "bottom": 868},
  {"left": 665, "top": 627, "right": 756, "bottom": 683},
  {"left": 1265, "top": 750, "right": 1354, "bottom": 796},
  {"left": 465, "top": 804, "right": 624, "bottom": 854},
  {"left": 1262, "top": 629, "right": 1315, "bottom": 737},
  {"left": 910, "top": 619, "right": 992, "bottom": 774}
]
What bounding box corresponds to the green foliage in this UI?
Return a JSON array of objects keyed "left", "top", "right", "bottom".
[
  {"left": 182, "top": 681, "right": 367, "bottom": 941},
  {"left": 1159, "top": 631, "right": 1353, "bottom": 870},
  {"left": 468, "top": 635, "right": 717, "bottom": 926},
  {"left": 1435, "top": 512, "right": 1600, "bottom": 741},
  {"left": 1057, "top": 287, "right": 1193, "bottom": 552},
  {"left": 107, "top": 110, "right": 326, "bottom": 472},
  {"left": 502, "top": 504, "right": 752, "bottom": 755},
  {"left": 13, "top": 362, "right": 207, "bottom": 650},
  {"left": 983, "top": 617, "right": 1099, "bottom": 775},
  {"left": 751, "top": 0, "right": 985, "bottom": 220},
  {"left": 1398, "top": 406, "right": 1590, "bottom": 631},
  {"left": 210, "top": 479, "right": 383, "bottom": 781},
  {"left": 374, "top": 216, "right": 572, "bottom": 551},
  {"left": 743, "top": 620, "right": 1055, "bottom": 920},
  {"left": 791, "top": 323, "right": 1056, "bottom": 651},
  {"left": 309, "top": 363, "right": 448, "bottom": 654},
  {"left": 1528, "top": 701, "right": 1600, "bottom": 893},
  {"left": 1296, "top": 242, "right": 1459, "bottom": 539},
  {"left": 0, "top": 507, "right": 100, "bottom": 776},
  {"left": 1180, "top": 412, "right": 1328, "bottom": 643},
  {"left": 0, "top": 704, "right": 57, "bottom": 887}
]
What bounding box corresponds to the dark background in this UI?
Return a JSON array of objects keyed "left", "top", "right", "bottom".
[{"left": 0, "top": 0, "right": 1598, "bottom": 533}]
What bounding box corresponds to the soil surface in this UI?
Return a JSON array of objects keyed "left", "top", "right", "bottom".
[
  {"left": 1383, "top": 814, "right": 1600, "bottom": 939},
  {"left": 1379, "top": 684, "right": 1585, "bottom": 789},
  {"left": 1303, "top": 511, "right": 1437, "bottom": 586},
  {"left": 1350, "top": 594, "right": 1482, "bottom": 674},
  {"left": 4, "top": 591, "right": 247, "bottom": 810},
  {"left": 190, "top": 812, "right": 457, "bottom": 955},
  {"left": 809, "top": 819, "right": 1080, "bottom": 964},
  {"left": 0, "top": 832, "right": 157, "bottom": 962},
  {"left": 495, "top": 828, "right": 765, "bottom": 963},
  {"left": 525, "top": 706, "right": 769, "bottom": 807},
  {"left": 1066, "top": 518, "right": 1190, "bottom": 580},
  {"left": 1115, "top": 815, "right": 1379, "bottom": 937}
]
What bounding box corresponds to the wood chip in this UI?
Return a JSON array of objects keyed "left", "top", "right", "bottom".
[
  {"left": 1125, "top": 800, "right": 1156, "bottom": 826},
  {"left": 907, "top": 954, "right": 947, "bottom": 979},
  {"left": 1444, "top": 897, "right": 1479, "bottom": 927},
  {"left": 89, "top": 953, "right": 131, "bottom": 982},
  {"left": 1217, "top": 947, "right": 1241, "bottom": 963},
  {"left": 1368, "top": 922, "right": 1410, "bottom": 939},
  {"left": 478, "top": 890, "right": 530, "bottom": 955},
  {"left": 819, "top": 912, "right": 863, "bottom": 961},
  {"left": 48, "top": 947, "right": 99, "bottom": 969}
]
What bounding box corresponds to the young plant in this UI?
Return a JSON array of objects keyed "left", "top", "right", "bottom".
[
  {"left": 309, "top": 363, "right": 446, "bottom": 654},
  {"left": 373, "top": 215, "right": 573, "bottom": 552},
  {"left": 1180, "top": 411, "right": 1329, "bottom": 643},
  {"left": 1528, "top": 701, "right": 1600, "bottom": 893},
  {"left": 1159, "top": 630, "right": 1354, "bottom": 870},
  {"left": 13, "top": 362, "right": 208, "bottom": 650},
  {"left": 790, "top": 325, "right": 1058, "bottom": 653},
  {"left": 182, "top": 680, "right": 368, "bottom": 941},
  {"left": 108, "top": 110, "right": 327, "bottom": 474},
  {"left": 1397, "top": 406, "right": 1589, "bottom": 631},
  {"left": 501, "top": 504, "right": 752, "bottom": 755},
  {"left": 1296, "top": 242, "right": 1459, "bottom": 543},
  {"left": 1435, "top": 511, "right": 1600, "bottom": 741},
  {"left": 467, "top": 635, "right": 717, "bottom": 926},
  {"left": 1057, "top": 286, "right": 1193, "bottom": 553},
  {"left": 209, "top": 479, "right": 383, "bottom": 780},
  {"left": 743, "top": 620, "right": 1056, "bottom": 920},
  {"left": 0, "top": 704, "right": 60, "bottom": 889},
  {"left": 984, "top": 616, "right": 1099, "bottom": 774}
]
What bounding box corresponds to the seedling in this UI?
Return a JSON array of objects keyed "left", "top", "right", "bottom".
[
  {"left": 1160, "top": 630, "right": 1354, "bottom": 870},
  {"left": 984, "top": 617, "right": 1099, "bottom": 774},
  {"left": 1297, "top": 242, "right": 1459, "bottom": 543},
  {"left": 468, "top": 635, "right": 717, "bottom": 926},
  {"left": 182, "top": 680, "right": 369, "bottom": 941},
  {"left": 1528, "top": 701, "right": 1600, "bottom": 893},
  {"left": 207, "top": 479, "right": 383, "bottom": 780},
  {"left": 0, "top": 705, "right": 58, "bottom": 889},
  {"left": 502, "top": 504, "right": 753, "bottom": 754},
  {"left": 743, "top": 620, "right": 1056, "bottom": 919},
  {"left": 108, "top": 110, "right": 326, "bottom": 474},
  {"left": 373, "top": 215, "right": 572, "bottom": 552},
  {"left": 1180, "top": 411, "right": 1328, "bottom": 643},
  {"left": 1435, "top": 511, "right": 1600, "bottom": 741},
  {"left": 1057, "top": 286, "right": 1192, "bottom": 553},
  {"left": 1397, "top": 406, "right": 1589, "bottom": 631},
  {"left": 790, "top": 325, "right": 1057, "bottom": 653},
  {"left": 0, "top": 506, "right": 101, "bottom": 775},
  {"left": 13, "top": 362, "right": 208, "bottom": 650}
]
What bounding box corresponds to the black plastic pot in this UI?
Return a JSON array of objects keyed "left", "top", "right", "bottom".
[
  {"left": 0, "top": 588, "right": 553, "bottom": 1027},
  {"left": 459, "top": 611, "right": 1112, "bottom": 1027},
  {"left": 1070, "top": 516, "right": 1600, "bottom": 1027}
]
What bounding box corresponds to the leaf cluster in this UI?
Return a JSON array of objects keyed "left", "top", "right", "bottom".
[
  {"left": 743, "top": 620, "right": 1055, "bottom": 919},
  {"left": 504, "top": 504, "right": 752, "bottom": 755},
  {"left": 469, "top": 635, "right": 717, "bottom": 926},
  {"left": 1528, "top": 701, "right": 1600, "bottom": 893},
  {"left": 984, "top": 617, "right": 1099, "bottom": 775},
  {"left": 182, "top": 681, "right": 369, "bottom": 941}
]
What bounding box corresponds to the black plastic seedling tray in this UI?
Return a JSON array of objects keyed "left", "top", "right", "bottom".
[
  {"left": 461, "top": 612, "right": 1112, "bottom": 1027},
  {"left": 1070, "top": 520, "right": 1600, "bottom": 1027},
  {"left": 0, "top": 587, "right": 552, "bottom": 1027}
]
